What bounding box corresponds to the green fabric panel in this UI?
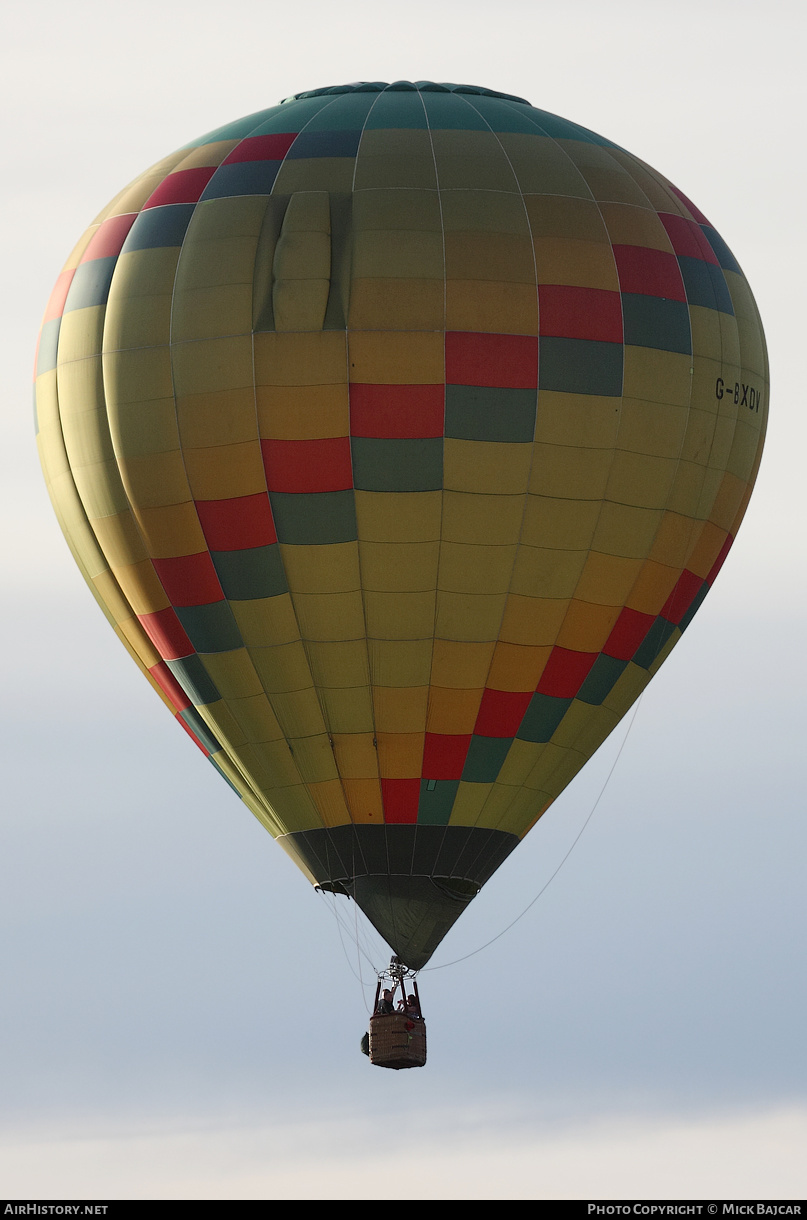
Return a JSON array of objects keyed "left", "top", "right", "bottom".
[
  {"left": 417, "top": 779, "right": 459, "bottom": 825},
  {"left": 37, "top": 319, "right": 61, "bottom": 375},
  {"left": 364, "top": 89, "right": 428, "bottom": 130},
  {"left": 420, "top": 91, "right": 491, "bottom": 130},
  {"left": 445, "top": 386, "right": 537, "bottom": 443},
  {"left": 622, "top": 295, "right": 692, "bottom": 355},
  {"left": 268, "top": 490, "right": 358, "bottom": 544},
  {"left": 461, "top": 736, "right": 513, "bottom": 783},
  {"left": 517, "top": 693, "right": 572, "bottom": 742},
  {"left": 300, "top": 91, "right": 379, "bottom": 130},
  {"left": 174, "top": 602, "right": 243, "bottom": 654},
  {"left": 526, "top": 107, "right": 619, "bottom": 147},
  {"left": 351, "top": 438, "right": 443, "bottom": 492},
  {"left": 166, "top": 654, "right": 221, "bottom": 705},
  {"left": 679, "top": 582, "right": 709, "bottom": 632},
  {"left": 180, "top": 106, "right": 282, "bottom": 148},
  {"left": 539, "top": 337, "right": 623, "bottom": 396},
  {"left": 632, "top": 618, "right": 678, "bottom": 669},
  {"left": 577, "top": 654, "right": 628, "bottom": 705},
  {"left": 248, "top": 96, "right": 337, "bottom": 135},
  {"left": 211, "top": 545, "right": 288, "bottom": 601}
]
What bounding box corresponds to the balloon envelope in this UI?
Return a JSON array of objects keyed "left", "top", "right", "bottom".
[{"left": 35, "top": 82, "right": 767, "bottom": 968}]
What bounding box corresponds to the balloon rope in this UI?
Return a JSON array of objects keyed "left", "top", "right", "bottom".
[{"left": 423, "top": 695, "right": 644, "bottom": 972}]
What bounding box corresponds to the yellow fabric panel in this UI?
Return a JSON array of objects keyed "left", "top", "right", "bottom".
[
  {"left": 556, "top": 599, "right": 620, "bottom": 652},
  {"left": 445, "top": 280, "right": 538, "bottom": 334},
  {"left": 171, "top": 334, "right": 253, "bottom": 397},
  {"left": 553, "top": 700, "right": 619, "bottom": 758},
  {"left": 689, "top": 304, "right": 740, "bottom": 363},
  {"left": 510, "top": 545, "right": 587, "bottom": 597},
  {"left": 257, "top": 383, "right": 349, "bottom": 439},
  {"left": 694, "top": 468, "right": 724, "bottom": 521},
  {"left": 56, "top": 353, "right": 103, "bottom": 419},
  {"left": 496, "top": 787, "right": 551, "bottom": 838},
  {"left": 91, "top": 151, "right": 190, "bottom": 222},
  {"left": 598, "top": 202, "right": 674, "bottom": 250},
  {"left": 647, "top": 511, "right": 700, "bottom": 570},
  {"left": 354, "top": 184, "right": 442, "bottom": 231},
  {"left": 228, "top": 693, "right": 285, "bottom": 744},
  {"left": 524, "top": 194, "right": 609, "bottom": 241},
  {"left": 177, "top": 388, "right": 259, "bottom": 450},
  {"left": 536, "top": 391, "right": 621, "bottom": 448},
  {"left": 679, "top": 407, "right": 719, "bottom": 465},
  {"left": 575, "top": 552, "right": 644, "bottom": 606},
  {"left": 364, "top": 590, "right": 436, "bottom": 639},
  {"left": 306, "top": 639, "right": 369, "bottom": 687},
  {"left": 348, "top": 278, "right": 444, "bottom": 330},
  {"left": 281, "top": 542, "right": 360, "bottom": 594},
  {"left": 533, "top": 239, "right": 619, "bottom": 290},
  {"left": 266, "top": 687, "right": 328, "bottom": 738},
  {"left": 425, "top": 686, "right": 484, "bottom": 733},
  {"left": 499, "top": 594, "right": 568, "bottom": 647},
  {"left": 570, "top": 167, "right": 651, "bottom": 209},
  {"left": 623, "top": 347, "right": 693, "bottom": 407},
  {"left": 89, "top": 509, "right": 148, "bottom": 565},
  {"left": 372, "top": 685, "right": 428, "bottom": 732},
  {"left": 367, "top": 639, "right": 433, "bottom": 686},
  {"left": 438, "top": 542, "right": 517, "bottom": 595},
  {"left": 602, "top": 660, "right": 652, "bottom": 717},
  {"left": 104, "top": 347, "right": 174, "bottom": 405},
  {"left": 624, "top": 559, "right": 679, "bottom": 615},
  {"left": 430, "top": 639, "right": 495, "bottom": 688},
  {"left": 487, "top": 642, "right": 552, "bottom": 692},
  {"left": 706, "top": 414, "right": 739, "bottom": 475},
  {"left": 355, "top": 491, "right": 441, "bottom": 543},
  {"left": 69, "top": 459, "right": 129, "bottom": 521},
  {"left": 318, "top": 685, "right": 374, "bottom": 734},
  {"left": 236, "top": 736, "right": 299, "bottom": 787},
  {"left": 123, "top": 449, "right": 193, "bottom": 508},
  {"left": 292, "top": 590, "right": 366, "bottom": 642},
  {"left": 254, "top": 330, "right": 347, "bottom": 385},
  {"left": 91, "top": 566, "right": 145, "bottom": 634},
  {"left": 448, "top": 781, "right": 493, "bottom": 826},
  {"left": 690, "top": 357, "right": 728, "bottom": 414},
  {"left": 308, "top": 780, "right": 352, "bottom": 828},
  {"left": 444, "top": 232, "right": 536, "bottom": 284},
  {"left": 172, "top": 283, "right": 254, "bottom": 341},
  {"left": 521, "top": 495, "right": 600, "bottom": 549},
  {"left": 726, "top": 419, "right": 762, "bottom": 482},
  {"left": 496, "top": 739, "right": 547, "bottom": 787},
  {"left": 435, "top": 591, "right": 508, "bottom": 642},
  {"left": 44, "top": 472, "right": 109, "bottom": 580},
  {"left": 332, "top": 733, "right": 379, "bottom": 779},
  {"left": 431, "top": 130, "right": 519, "bottom": 189},
  {"left": 377, "top": 732, "right": 424, "bottom": 778},
  {"left": 469, "top": 782, "right": 521, "bottom": 832},
  {"left": 440, "top": 188, "right": 528, "bottom": 234},
  {"left": 507, "top": 145, "right": 592, "bottom": 197},
  {"left": 594, "top": 503, "right": 664, "bottom": 557},
  {"left": 442, "top": 492, "right": 524, "bottom": 545},
  {"left": 347, "top": 331, "right": 444, "bottom": 383},
  {"left": 445, "top": 440, "right": 532, "bottom": 495},
  {"left": 249, "top": 640, "right": 314, "bottom": 693},
  {"left": 55, "top": 305, "right": 107, "bottom": 363},
  {"left": 175, "top": 140, "right": 241, "bottom": 170},
  {"left": 176, "top": 226, "right": 263, "bottom": 293},
  {"left": 687, "top": 520, "right": 729, "bottom": 578},
  {"left": 342, "top": 778, "right": 383, "bottom": 823},
  {"left": 666, "top": 462, "right": 709, "bottom": 519},
  {"left": 529, "top": 444, "right": 612, "bottom": 499},
  {"left": 202, "top": 649, "right": 264, "bottom": 700},
  {"left": 353, "top": 229, "right": 444, "bottom": 279},
  {"left": 60, "top": 226, "right": 99, "bottom": 272},
  {"left": 708, "top": 470, "right": 747, "bottom": 531},
  {"left": 272, "top": 192, "right": 332, "bottom": 332},
  {"left": 272, "top": 157, "right": 356, "bottom": 194},
  {"left": 231, "top": 594, "right": 300, "bottom": 647},
  {"left": 287, "top": 734, "right": 339, "bottom": 783},
  {"left": 110, "top": 398, "right": 180, "bottom": 460},
  {"left": 132, "top": 501, "right": 206, "bottom": 559},
  {"left": 182, "top": 440, "right": 266, "bottom": 500},
  {"left": 616, "top": 398, "right": 688, "bottom": 458},
  {"left": 107, "top": 558, "right": 169, "bottom": 615},
  {"left": 359, "top": 541, "right": 440, "bottom": 592},
  {"left": 353, "top": 134, "right": 438, "bottom": 190},
  {"left": 103, "top": 249, "right": 180, "bottom": 350}
]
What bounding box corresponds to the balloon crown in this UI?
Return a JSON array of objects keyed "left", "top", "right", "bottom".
[{"left": 282, "top": 81, "right": 531, "bottom": 104}]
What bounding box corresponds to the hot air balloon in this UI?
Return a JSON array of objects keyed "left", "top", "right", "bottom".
[{"left": 35, "top": 81, "right": 767, "bottom": 978}]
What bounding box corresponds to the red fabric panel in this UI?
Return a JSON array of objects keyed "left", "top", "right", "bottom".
[
  {"left": 195, "top": 493, "right": 277, "bottom": 551},
  {"left": 137, "top": 608, "right": 194, "bottom": 660},
  {"left": 660, "top": 569, "right": 704, "bottom": 624},
  {"left": 659, "top": 214, "right": 720, "bottom": 265},
  {"left": 382, "top": 778, "right": 420, "bottom": 824},
  {"left": 603, "top": 607, "right": 655, "bottom": 660},
  {"left": 536, "top": 647, "right": 598, "bottom": 698},
  {"left": 80, "top": 213, "right": 137, "bottom": 262},
  {"left": 422, "top": 733, "right": 472, "bottom": 780},
  {"left": 261, "top": 437, "right": 353, "bottom": 492},
  {"left": 223, "top": 133, "right": 298, "bottom": 163},
  {"left": 142, "top": 167, "right": 216, "bottom": 209},
  {"left": 152, "top": 552, "right": 224, "bottom": 607},
  {"left": 175, "top": 712, "right": 210, "bottom": 755},
  {"left": 42, "top": 270, "right": 75, "bottom": 322},
  {"left": 349, "top": 384, "right": 444, "bottom": 438},
  {"left": 474, "top": 689, "right": 532, "bottom": 737},
  {"left": 445, "top": 332, "right": 539, "bottom": 388},
  {"left": 538, "top": 285, "right": 623, "bottom": 342},
  {"left": 149, "top": 661, "right": 191, "bottom": 712},
  {"left": 613, "top": 245, "right": 687, "bottom": 301},
  {"left": 668, "top": 184, "right": 710, "bottom": 226}
]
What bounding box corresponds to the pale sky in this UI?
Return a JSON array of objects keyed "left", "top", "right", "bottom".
[{"left": 1, "top": 0, "right": 805, "bottom": 1201}]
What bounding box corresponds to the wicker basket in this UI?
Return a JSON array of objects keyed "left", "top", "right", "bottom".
[{"left": 369, "top": 1012, "right": 427, "bottom": 1070}]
